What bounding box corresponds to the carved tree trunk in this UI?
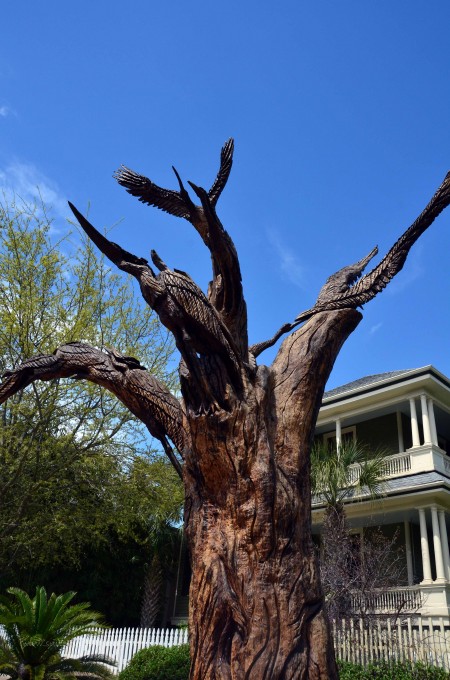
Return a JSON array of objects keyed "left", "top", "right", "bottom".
[
  {"left": 2, "top": 143, "right": 449, "bottom": 679},
  {"left": 184, "top": 311, "right": 360, "bottom": 678}
]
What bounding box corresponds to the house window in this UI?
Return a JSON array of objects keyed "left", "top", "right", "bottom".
[{"left": 323, "top": 426, "right": 356, "bottom": 451}]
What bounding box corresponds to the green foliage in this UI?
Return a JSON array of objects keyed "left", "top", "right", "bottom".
[
  {"left": 119, "top": 645, "right": 190, "bottom": 680},
  {"left": 338, "top": 660, "right": 450, "bottom": 680},
  {"left": 3, "top": 454, "right": 183, "bottom": 626},
  {"left": 0, "top": 586, "right": 115, "bottom": 680},
  {"left": 311, "top": 439, "right": 388, "bottom": 510},
  {"left": 0, "top": 197, "right": 183, "bottom": 625}
]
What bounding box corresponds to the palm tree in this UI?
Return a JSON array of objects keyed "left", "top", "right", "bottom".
[
  {"left": 311, "top": 439, "right": 390, "bottom": 619},
  {"left": 140, "top": 519, "right": 182, "bottom": 628},
  {"left": 0, "top": 587, "right": 115, "bottom": 680},
  {"left": 311, "top": 438, "right": 387, "bottom": 519}
]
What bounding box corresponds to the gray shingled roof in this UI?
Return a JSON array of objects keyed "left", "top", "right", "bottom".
[
  {"left": 312, "top": 470, "right": 450, "bottom": 507},
  {"left": 324, "top": 369, "right": 414, "bottom": 399},
  {"left": 383, "top": 471, "right": 450, "bottom": 493}
]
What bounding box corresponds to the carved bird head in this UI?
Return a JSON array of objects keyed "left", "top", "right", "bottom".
[{"left": 315, "top": 246, "right": 378, "bottom": 306}]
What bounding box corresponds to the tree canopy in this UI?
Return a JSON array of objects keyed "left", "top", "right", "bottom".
[{"left": 0, "top": 198, "right": 183, "bottom": 624}]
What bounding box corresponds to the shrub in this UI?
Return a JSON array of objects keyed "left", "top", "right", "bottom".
[
  {"left": 338, "top": 660, "right": 450, "bottom": 679},
  {"left": 119, "top": 645, "right": 190, "bottom": 680}
]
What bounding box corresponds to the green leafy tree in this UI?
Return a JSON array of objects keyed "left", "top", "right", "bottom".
[
  {"left": 138, "top": 519, "right": 181, "bottom": 627},
  {"left": 0, "top": 586, "right": 115, "bottom": 680},
  {"left": 0, "top": 197, "right": 182, "bottom": 594}
]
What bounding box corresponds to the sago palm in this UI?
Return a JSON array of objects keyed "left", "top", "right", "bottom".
[{"left": 0, "top": 586, "right": 115, "bottom": 680}]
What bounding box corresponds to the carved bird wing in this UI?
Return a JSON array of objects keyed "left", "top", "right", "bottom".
[
  {"left": 0, "top": 354, "right": 60, "bottom": 398},
  {"left": 113, "top": 166, "right": 191, "bottom": 219},
  {"left": 113, "top": 138, "right": 234, "bottom": 219},
  {"left": 125, "top": 368, "right": 188, "bottom": 455},
  {"left": 68, "top": 202, "right": 149, "bottom": 270},
  {"left": 295, "top": 171, "right": 450, "bottom": 322},
  {"left": 208, "top": 138, "right": 234, "bottom": 206},
  {"left": 319, "top": 170, "right": 450, "bottom": 310},
  {"left": 161, "top": 269, "right": 231, "bottom": 343}
]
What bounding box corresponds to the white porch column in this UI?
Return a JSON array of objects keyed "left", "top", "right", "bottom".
[
  {"left": 421, "top": 394, "right": 432, "bottom": 446},
  {"left": 397, "top": 411, "right": 404, "bottom": 453},
  {"left": 438, "top": 510, "right": 450, "bottom": 581},
  {"left": 409, "top": 398, "right": 421, "bottom": 447},
  {"left": 431, "top": 506, "right": 446, "bottom": 581},
  {"left": 404, "top": 520, "right": 414, "bottom": 586},
  {"left": 428, "top": 399, "right": 438, "bottom": 447},
  {"left": 419, "top": 508, "right": 432, "bottom": 583},
  {"left": 335, "top": 418, "right": 341, "bottom": 450}
]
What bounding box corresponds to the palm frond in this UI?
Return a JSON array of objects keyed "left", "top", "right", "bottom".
[
  {"left": 311, "top": 439, "right": 388, "bottom": 509},
  {"left": 46, "top": 655, "right": 115, "bottom": 680},
  {"left": 0, "top": 588, "right": 110, "bottom": 680}
]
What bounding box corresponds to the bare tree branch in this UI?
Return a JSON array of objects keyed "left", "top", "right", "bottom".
[
  {"left": 0, "top": 342, "right": 189, "bottom": 477},
  {"left": 249, "top": 322, "right": 294, "bottom": 359}
]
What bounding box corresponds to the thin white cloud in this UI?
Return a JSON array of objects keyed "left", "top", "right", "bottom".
[
  {"left": 0, "top": 104, "right": 17, "bottom": 118},
  {"left": 266, "top": 228, "right": 305, "bottom": 288},
  {"left": 369, "top": 322, "right": 383, "bottom": 335},
  {"left": 0, "top": 160, "right": 69, "bottom": 225}
]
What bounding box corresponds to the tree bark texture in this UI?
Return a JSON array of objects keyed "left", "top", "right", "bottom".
[
  {"left": 2, "top": 144, "right": 449, "bottom": 679},
  {"left": 184, "top": 310, "right": 360, "bottom": 678}
]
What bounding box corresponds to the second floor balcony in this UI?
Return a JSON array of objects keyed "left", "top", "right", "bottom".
[{"left": 315, "top": 366, "right": 450, "bottom": 490}]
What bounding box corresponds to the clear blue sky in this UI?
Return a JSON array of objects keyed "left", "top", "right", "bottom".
[{"left": 1, "top": 1, "right": 449, "bottom": 389}]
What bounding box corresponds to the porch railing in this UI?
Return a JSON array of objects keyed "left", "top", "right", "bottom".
[
  {"left": 350, "top": 586, "right": 422, "bottom": 613},
  {"left": 348, "top": 452, "right": 411, "bottom": 484}
]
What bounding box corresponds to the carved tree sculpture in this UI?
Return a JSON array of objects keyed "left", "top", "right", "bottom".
[{"left": 1, "top": 141, "right": 449, "bottom": 679}]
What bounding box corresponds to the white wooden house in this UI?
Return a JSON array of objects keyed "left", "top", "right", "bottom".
[
  {"left": 313, "top": 365, "right": 450, "bottom": 619},
  {"left": 171, "top": 365, "right": 450, "bottom": 624}
]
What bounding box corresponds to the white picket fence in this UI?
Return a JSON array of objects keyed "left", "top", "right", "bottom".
[
  {"left": 333, "top": 617, "right": 450, "bottom": 670},
  {"left": 62, "top": 627, "right": 188, "bottom": 672},
  {"left": 54, "top": 618, "right": 450, "bottom": 673}
]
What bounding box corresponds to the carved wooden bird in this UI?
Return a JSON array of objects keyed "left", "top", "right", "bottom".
[
  {"left": 294, "top": 171, "right": 450, "bottom": 324},
  {"left": 68, "top": 203, "right": 243, "bottom": 392},
  {"left": 113, "top": 139, "right": 234, "bottom": 236},
  {"left": 0, "top": 342, "right": 188, "bottom": 465},
  {"left": 315, "top": 246, "right": 379, "bottom": 305},
  {"left": 293, "top": 246, "right": 381, "bottom": 323}
]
